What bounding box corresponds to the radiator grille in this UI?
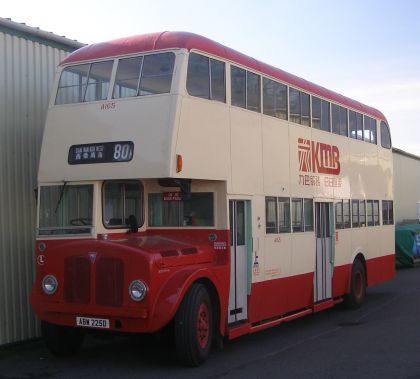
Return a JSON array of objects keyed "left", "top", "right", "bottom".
[
  {"left": 64, "top": 256, "right": 91, "bottom": 304},
  {"left": 96, "top": 257, "right": 124, "bottom": 307}
]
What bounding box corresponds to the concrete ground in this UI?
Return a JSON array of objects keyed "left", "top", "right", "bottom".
[{"left": 1, "top": 267, "right": 419, "bottom": 379}]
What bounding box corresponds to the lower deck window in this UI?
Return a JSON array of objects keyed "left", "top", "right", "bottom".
[
  {"left": 149, "top": 192, "right": 214, "bottom": 227},
  {"left": 382, "top": 200, "right": 394, "bottom": 225}
]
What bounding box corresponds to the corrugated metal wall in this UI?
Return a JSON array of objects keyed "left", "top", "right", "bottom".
[{"left": 0, "top": 30, "right": 70, "bottom": 345}]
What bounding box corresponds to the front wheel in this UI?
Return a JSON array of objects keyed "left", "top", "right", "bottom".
[
  {"left": 344, "top": 259, "right": 366, "bottom": 309},
  {"left": 42, "top": 321, "right": 85, "bottom": 356},
  {"left": 174, "top": 283, "right": 213, "bottom": 366}
]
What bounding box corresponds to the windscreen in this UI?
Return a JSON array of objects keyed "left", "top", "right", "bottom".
[{"left": 38, "top": 184, "right": 94, "bottom": 235}]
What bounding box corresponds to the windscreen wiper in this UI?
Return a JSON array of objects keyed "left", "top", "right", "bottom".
[{"left": 54, "top": 181, "right": 67, "bottom": 214}]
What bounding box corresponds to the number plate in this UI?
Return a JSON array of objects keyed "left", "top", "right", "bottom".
[{"left": 76, "top": 316, "right": 110, "bottom": 329}]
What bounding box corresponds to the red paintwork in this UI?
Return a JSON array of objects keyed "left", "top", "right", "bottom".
[
  {"left": 244, "top": 253, "right": 394, "bottom": 331},
  {"left": 366, "top": 254, "right": 395, "bottom": 285},
  {"left": 60, "top": 31, "right": 386, "bottom": 122},
  {"left": 31, "top": 229, "right": 230, "bottom": 336},
  {"left": 248, "top": 272, "right": 314, "bottom": 322},
  {"left": 31, "top": 224, "right": 394, "bottom": 339}
]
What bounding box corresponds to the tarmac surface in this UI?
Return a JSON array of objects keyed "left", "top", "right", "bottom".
[{"left": 1, "top": 267, "right": 419, "bottom": 379}]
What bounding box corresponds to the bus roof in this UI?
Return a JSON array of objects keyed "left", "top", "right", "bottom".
[{"left": 61, "top": 31, "right": 386, "bottom": 121}]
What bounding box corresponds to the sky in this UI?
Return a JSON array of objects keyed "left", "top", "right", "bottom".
[{"left": 3, "top": 0, "right": 420, "bottom": 155}]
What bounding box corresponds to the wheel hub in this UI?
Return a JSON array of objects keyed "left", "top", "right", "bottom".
[{"left": 197, "top": 303, "right": 209, "bottom": 349}]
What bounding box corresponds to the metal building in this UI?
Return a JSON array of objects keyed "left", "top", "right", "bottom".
[
  {"left": 393, "top": 148, "right": 420, "bottom": 224},
  {"left": 0, "top": 17, "right": 84, "bottom": 345}
]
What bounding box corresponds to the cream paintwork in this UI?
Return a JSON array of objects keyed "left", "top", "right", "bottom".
[
  {"left": 261, "top": 117, "right": 290, "bottom": 197},
  {"left": 38, "top": 95, "right": 178, "bottom": 182},
  {"left": 334, "top": 229, "right": 352, "bottom": 267},
  {"left": 229, "top": 108, "right": 264, "bottom": 195},
  {"left": 264, "top": 234, "right": 292, "bottom": 280},
  {"left": 175, "top": 97, "right": 230, "bottom": 180},
  {"left": 38, "top": 48, "right": 394, "bottom": 286},
  {"left": 290, "top": 233, "right": 316, "bottom": 276}
]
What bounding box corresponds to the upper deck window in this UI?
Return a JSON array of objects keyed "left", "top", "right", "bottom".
[
  {"left": 290, "top": 88, "right": 310, "bottom": 126},
  {"left": 349, "top": 110, "right": 363, "bottom": 140},
  {"left": 380, "top": 121, "right": 391, "bottom": 149},
  {"left": 113, "top": 56, "right": 143, "bottom": 98},
  {"left": 187, "top": 53, "right": 226, "bottom": 102},
  {"left": 55, "top": 61, "right": 113, "bottom": 105},
  {"left": 113, "top": 52, "right": 175, "bottom": 98},
  {"left": 263, "top": 78, "right": 287, "bottom": 120},
  {"left": 331, "top": 104, "right": 348, "bottom": 136},
  {"left": 312, "top": 97, "right": 330, "bottom": 132},
  {"left": 231, "top": 66, "right": 261, "bottom": 112},
  {"left": 363, "top": 116, "right": 377, "bottom": 144}
]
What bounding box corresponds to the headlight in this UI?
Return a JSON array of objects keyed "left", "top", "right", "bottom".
[
  {"left": 129, "top": 280, "right": 147, "bottom": 302},
  {"left": 42, "top": 275, "right": 58, "bottom": 295}
]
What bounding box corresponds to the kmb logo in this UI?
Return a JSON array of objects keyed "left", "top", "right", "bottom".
[{"left": 298, "top": 138, "right": 340, "bottom": 175}]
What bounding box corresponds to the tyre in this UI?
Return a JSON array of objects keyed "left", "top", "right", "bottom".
[
  {"left": 42, "top": 321, "right": 85, "bottom": 356},
  {"left": 344, "top": 259, "right": 366, "bottom": 309},
  {"left": 174, "top": 283, "right": 213, "bottom": 366}
]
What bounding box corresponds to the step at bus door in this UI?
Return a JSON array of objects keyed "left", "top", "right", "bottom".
[
  {"left": 228, "top": 200, "right": 250, "bottom": 324},
  {"left": 314, "top": 202, "right": 334, "bottom": 302}
]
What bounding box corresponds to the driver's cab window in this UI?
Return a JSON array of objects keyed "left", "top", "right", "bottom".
[
  {"left": 149, "top": 192, "right": 214, "bottom": 227},
  {"left": 103, "top": 181, "right": 143, "bottom": 228}
]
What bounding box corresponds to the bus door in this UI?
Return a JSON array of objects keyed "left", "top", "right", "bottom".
[
  {"left": 314, "top": 202, "right": 333, "bottom": 302},
  {"left": 228, "top": 200, "right": 250, "bottom": 324}
]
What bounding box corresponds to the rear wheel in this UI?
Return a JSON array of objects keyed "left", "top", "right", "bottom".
[
  {"left": 344, "top": 259, "right": 366, "bottom": 309},
  {"left": 174, "top": 283, "right": 213, "bottom": 366},
  {"left": 42, "top": 321, "right": 85, "bottom": 356}
]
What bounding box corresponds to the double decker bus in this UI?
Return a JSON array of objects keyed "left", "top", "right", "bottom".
[{"left": 31, "top": 32, "right": 394, "bottom": 366}]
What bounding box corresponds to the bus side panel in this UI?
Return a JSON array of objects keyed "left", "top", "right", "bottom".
[
  {"left": 366, "top": 254, "right": 395, "bottom": 286},
  {"left": 332, "top": 264, "right": 351, "bottom": 297},
  {"left": 248, "top": 273, "right": 313, "bottom": 323}
]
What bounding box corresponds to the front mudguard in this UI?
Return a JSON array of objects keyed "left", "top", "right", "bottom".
[{"left": 149, "top": 268, "right": 228, "bottom": 336}]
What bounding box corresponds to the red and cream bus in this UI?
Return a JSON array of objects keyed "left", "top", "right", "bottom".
[{"left": 31, "top": 32, "right": 394, "bottom": 366}]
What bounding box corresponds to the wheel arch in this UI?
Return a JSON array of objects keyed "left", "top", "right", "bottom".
[
  {"left": 195, "top": 277, "right": 222, "bottom": 338},
  {"left": 150, "top": 269, "right": 226, "bottom": 335}
]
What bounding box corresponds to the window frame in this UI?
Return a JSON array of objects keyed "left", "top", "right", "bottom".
[
  {"left": 289, "top": 88, "right": 310, "bottom": 126},
  {"left": 382, "top": 200, "right": 394, "bottom": 225},
  {"left": 56, "top": 60, "right": 115, "bottom": 105},
  {"left": 148, "top": 191, "right": 215, "bottom": 228},
  {"left": 37, "top": 182, "right": 96, "bottom": 237},
  {"left": 331, "top": 103, "right": 348, "bottom": 137},
  {"left": 265, "top": 196, "right": 278, "bottom": 234},
  {"left": 363, "top": 115, "right": 377, "bottom": 144},
  {"left": 186, "top": 52, "right": 226, "bottom": 103},
  {"left": 262, "top": 77, "right": 288, "bottom": 120},
  {"left": 102, "top": 180, "right": 144, "bottom": 229},
  {"left": 367, "top": 200, "right": 380, "bottom": 226},
  {"left": 292, "top": 198, "right": 304, "bottom": 232},
  {"left": 230, "top": 65, "right": 261, "bottom": 112},
  {"left": 380, "top": 121, "right": 392, "bottom": 149}
]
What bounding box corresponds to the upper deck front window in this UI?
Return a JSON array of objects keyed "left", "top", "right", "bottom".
[
  {"left": 55, "top": 52, "right": 175, "bottom": 105},
  {"left": 55, "top": 61, "right": 113, "bottom": 105},
  {"left": 113, "top": 52, "right": 175, "bottom": 99}
]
